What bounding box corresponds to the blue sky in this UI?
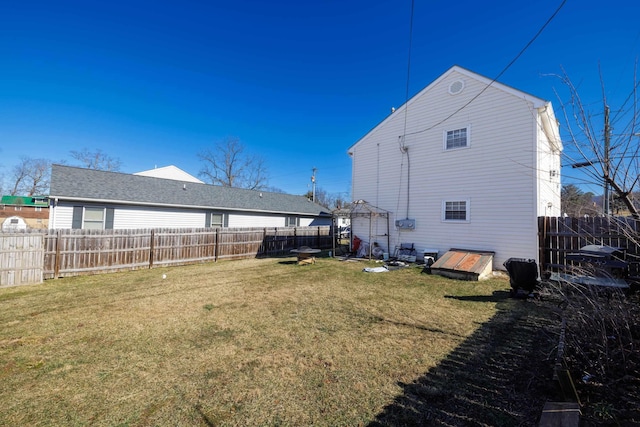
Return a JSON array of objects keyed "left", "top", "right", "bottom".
[{"left": 1, "top": 0, "right": 639, "bottom": 197}]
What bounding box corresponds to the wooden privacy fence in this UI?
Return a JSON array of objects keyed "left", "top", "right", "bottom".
[
  {"left": 539, "top": 216, "right": 640, "bottom": 278},
  {"left": 0, "top": 226, "right": 331, "bottom": 281},
  {"left": 0, "top": 233, "right": 44, "bottom": 286}
]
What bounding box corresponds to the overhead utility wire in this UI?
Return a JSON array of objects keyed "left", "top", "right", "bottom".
[
  {"left": 404, "top": 0, "right": 567, "bottom": 137},
  {"left": 396, "top": 0, "right": 415, "bottom": 221}
]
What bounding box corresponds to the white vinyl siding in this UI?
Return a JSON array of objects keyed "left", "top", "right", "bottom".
[
  {"left": 51, "top": 203, "right": 330, "bottom": 230},
  {"left": 350, "top": 67, "right": 560, "bottom": 268}
]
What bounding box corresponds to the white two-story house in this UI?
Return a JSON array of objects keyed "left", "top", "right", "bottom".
[{"left": 348, "top": 65, "right": 562, "bottom": 269}]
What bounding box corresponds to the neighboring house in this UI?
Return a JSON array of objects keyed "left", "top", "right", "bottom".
[
  {"left": 348, "top": 65, "right": 562, "bottom": 269},
  {"left": 48, "top": 164, "right": 332, "bottom": 230},
  {"left": 0, "top": 195, "right": 49, "bottom": 230},
  {"left": 133, "top": 165, "right": 205, "bottom": 183}
]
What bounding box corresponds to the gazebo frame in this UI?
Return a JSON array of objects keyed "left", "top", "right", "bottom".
[{"left": 332, "top": 200, "right": 391, "bottom": 260}]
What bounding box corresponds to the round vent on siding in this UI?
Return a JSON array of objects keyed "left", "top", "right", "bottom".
[{"left": 448, "top": 80, "right": 465, "bottom": 95}]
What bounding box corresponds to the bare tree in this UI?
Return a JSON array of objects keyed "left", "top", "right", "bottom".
[
  {"left": 554, "top": 66, "right": 640, "bottom": 218},
  {"left": 10, "top": 157, "right": 51, "bottom": 196},
  {"left": 198, "top": 137, "right": 269, "bottom": 190},
  {"left": 304, "top": 187, "right": 349, "bottom": 210},
  {"left": 70, "top": 148, "right": 122, "bottom": 171}
]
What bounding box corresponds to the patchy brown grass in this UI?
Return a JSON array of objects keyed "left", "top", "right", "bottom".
[{"left": 0, "top": 257, "right": 556, "bottom": 426}]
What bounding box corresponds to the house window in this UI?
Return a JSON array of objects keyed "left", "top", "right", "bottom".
[
  {"left": 83, "top": 207, "right": 105, "bottom": 230},
  {"left": 443, "top": 200, "right": 470, "bottom": 221},
  {"left": 210, "top": 213, "right": 225, "bottom": 228},
  {"left": 286, "top": 216, "right": 299, "bottom": 227},
  {"left": 444, "top": 127, "right": 469, "bottom": 150}
]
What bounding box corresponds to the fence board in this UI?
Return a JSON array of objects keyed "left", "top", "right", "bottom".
[
  {"left": 538, "top": 216, "right": 640, "bottom": 278},
  {"left": 0, "top": 226, "right": 332, "bottom": 280},
  {"left": 0, "top": 233, "right": 44, "bottom": 286}
]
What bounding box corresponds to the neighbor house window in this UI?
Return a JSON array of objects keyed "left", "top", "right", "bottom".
[
  {"left": 83, "top": 207, "right": 105, "bottom": 230},
  {"left": 444, "top": 127, "right": 469, "bottom": 150},
  {"left": 443, "top": 200, "right": 470, "bottom": 221},
  {"left": 209, "top": 213, "right": 226, "bottom": 228},
  {"left": 286, "top": 216, "right": 299, "bottom": 227}
]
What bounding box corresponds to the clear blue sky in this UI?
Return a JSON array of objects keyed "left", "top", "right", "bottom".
[{"left": 1, "top": 0, "right": 639, "bottom": 197}]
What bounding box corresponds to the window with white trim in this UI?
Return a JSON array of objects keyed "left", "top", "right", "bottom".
[
  {"left": 444, "top": 127, "right": 469, "bottom": 150},
  {"left": 443, "top": 200, "right": 470, "bottom": 221},
  {"left": 286, "top": 216, "right": 299, "bottom": 227},
  {"left": 83, "top": 207, "right": 105, "bottom": 230},
  {"left": 210, "top": 213, "right": 225, "bottom": 228}
]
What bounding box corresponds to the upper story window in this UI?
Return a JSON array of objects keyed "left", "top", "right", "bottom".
[
  {"left": 443, "top": 200, "right": 470, "bottom": 222},
  {"left": 444, "top": 127, "right": 469, "bottom": 150}
]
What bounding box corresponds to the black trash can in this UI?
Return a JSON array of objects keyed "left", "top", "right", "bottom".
[{"left": 503, "top": 258, "right": 539, "bottom": 296}]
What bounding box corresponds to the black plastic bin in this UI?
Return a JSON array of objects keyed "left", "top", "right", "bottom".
[{"left": 503, "top": 258, "right": 539, "bottom": 295}]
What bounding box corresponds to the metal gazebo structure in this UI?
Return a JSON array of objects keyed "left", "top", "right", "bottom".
[{"left": 332, "top": 200, "right": 391, "bottom": 260}]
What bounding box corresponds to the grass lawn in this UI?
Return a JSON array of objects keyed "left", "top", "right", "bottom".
[{"left": 0, "top": 257, "right": 556, "bottom": 426}]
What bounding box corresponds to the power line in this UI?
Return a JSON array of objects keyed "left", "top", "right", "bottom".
[{"left": 404, "top": 0, "right": 567, "bottom": 137}]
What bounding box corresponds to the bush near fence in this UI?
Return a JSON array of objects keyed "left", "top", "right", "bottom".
[{"left": 0, "top": 226, "right": 331, "bottom": 283}]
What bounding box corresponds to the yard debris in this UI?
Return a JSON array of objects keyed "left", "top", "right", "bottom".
[{"left": 362, "top": 266, "right": 388, "bottom": 273}]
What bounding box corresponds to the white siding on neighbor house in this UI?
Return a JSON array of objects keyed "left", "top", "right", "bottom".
[
  {"left": 50, "top": 204, "right": 74, "bottom": 229},
  {"left": 50, "top": 204, "right": 207, "bottom": 229},
  {"left": 228, "top": 212, "right": 286, "bottom": 228},
  {"left": 50, "top": 203, "right": 330, "bottom": 230},
  {"left": 113, "top": 206, "right": 205, "bottom": 229},
  {"left": 351, "top": 68, "right": 559, "bottom": 268}
]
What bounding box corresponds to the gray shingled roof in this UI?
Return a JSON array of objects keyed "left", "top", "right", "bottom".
[{"left": 49, "top": 164, "right": 331, "bottom": 217}]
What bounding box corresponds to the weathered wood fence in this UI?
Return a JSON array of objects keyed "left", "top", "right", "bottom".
[
  {"left": 539, "top": 216, "right": 640, "bottom": 278},
  {"left": 0, "top": 233, "right": 44, "bottom": 286},
  {"left": 0, "top": 226, "right": 331, "bottom": 284}
]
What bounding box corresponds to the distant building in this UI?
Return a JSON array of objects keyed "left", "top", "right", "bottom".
[
  {"left": 0, "top": 195, "right": 49, "bottom": 230},
  {"left": 48, "top": 164, "right": 332, "bottom": 230}
]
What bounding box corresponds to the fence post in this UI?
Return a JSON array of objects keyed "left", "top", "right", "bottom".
[
  {"left": 54, "top": 229, "right": 61, "bottom": 278},
  {"left": 214, "top": 228, "right": 219, "bottom": 262},
  {"left": 263, "top": 227, "right": 267, "bottom": 257},
  {"left": 149, "top": 229, "right": 155, "bottom": 268}
]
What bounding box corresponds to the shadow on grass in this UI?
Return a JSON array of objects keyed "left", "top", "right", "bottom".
[{"left": 368, "top": 292, "right": 560, "bottom": 427}]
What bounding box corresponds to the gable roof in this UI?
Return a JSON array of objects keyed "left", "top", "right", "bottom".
[
  {"left": 133, "top": 165, "right": 204, "bottom": 183},
  {"left": 349, "top": 65, "right": 551, "bottom": 152},
  {"left": 49, "top": 164, "right": 331, "bottom": 217}
]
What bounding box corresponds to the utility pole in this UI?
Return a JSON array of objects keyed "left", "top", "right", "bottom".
[
  {"left": 603, "top": 105, "right": 610, "bottom": 215},
  {"left": 311, "top": 167, "right": 317, "bottom": 203}
]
